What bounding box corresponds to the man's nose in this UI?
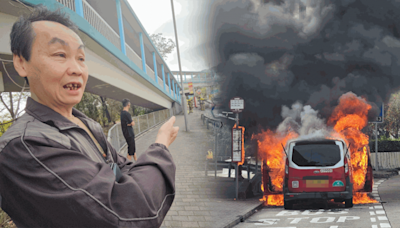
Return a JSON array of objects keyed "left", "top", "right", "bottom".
[{"left": 67, "top": 58, "right": 84, "bottom": 76}]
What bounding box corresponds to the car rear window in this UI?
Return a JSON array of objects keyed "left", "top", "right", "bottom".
[{"left": 292, "top": 144, "right": 341, "bottom": 167}]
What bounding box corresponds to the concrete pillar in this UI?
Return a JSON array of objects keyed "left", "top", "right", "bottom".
[
  {"left": 116, "top": 0, "right": 126, "bottom": 54},
  {"left": 152, "top": 52, "right": 158, "bottom": 84},
  {"left": 161, "top": 64, "right": 166, "bottom": 91},
  {"left": 139, "top": 32, "right": 146, "bottom": 73}
]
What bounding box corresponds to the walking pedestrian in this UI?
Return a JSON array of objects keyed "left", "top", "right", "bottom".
[{"left": 121, "top": 98, "right": 137, "bottom": 161}]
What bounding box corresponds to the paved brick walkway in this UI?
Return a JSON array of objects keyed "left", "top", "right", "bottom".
[{"left": 122, "top": 108, "right": 262, "bottom": 228}]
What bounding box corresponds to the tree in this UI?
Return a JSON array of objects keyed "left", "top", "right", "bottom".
[
  {"left": 0, "top": 92, "right": 30, "bottom": 122},
  {"left": 385, "top": 92, "right": 400, "bottom": 138},
  {"left": 150, "top": 33, "right": 176, "bottom": 60}
]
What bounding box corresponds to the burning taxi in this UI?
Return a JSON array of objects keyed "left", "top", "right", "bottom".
[{"left": 282, "top": 138, "right": 353, "bottom": 209}]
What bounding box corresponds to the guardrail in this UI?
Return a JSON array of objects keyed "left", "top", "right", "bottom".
[
  {"left": 107, "top": 109, "right": 171, "bottom": 153},
  {"left": 370, "top": 152, "right": 400, "bottom": 169}
]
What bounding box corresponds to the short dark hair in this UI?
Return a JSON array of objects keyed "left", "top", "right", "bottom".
[
  {"left": 122, "top": 99, "right": 130, "bottom": 107},
  {"left": 10, "top": 4, "right": 79, "bottom": 62}
]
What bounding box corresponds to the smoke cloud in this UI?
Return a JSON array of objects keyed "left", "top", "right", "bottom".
[{"left": 207, "top": 0, "right": 400, "bottom": 135}]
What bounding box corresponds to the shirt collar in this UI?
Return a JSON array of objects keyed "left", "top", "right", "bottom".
[{"left": 25, "top": 97, "right": 89, "bottom": 130}]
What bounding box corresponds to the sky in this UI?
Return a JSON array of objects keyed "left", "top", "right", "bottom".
[{"left": 127, "top": 0, "right": 209, "bottom": 74}]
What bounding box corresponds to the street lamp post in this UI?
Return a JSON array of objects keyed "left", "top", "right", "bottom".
[{"left": 170, "top": 0, "right": 189, "bottom": 132}]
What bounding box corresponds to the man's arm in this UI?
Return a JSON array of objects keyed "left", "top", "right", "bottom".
[
  {"left": 127, "top": 113, "right": 135, "bottom": 126},
  {"left": 0, "top": 136, "right": 175, "bottom": 228}
]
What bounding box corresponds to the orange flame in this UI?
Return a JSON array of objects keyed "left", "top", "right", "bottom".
[
  {"left": 255, "top": 92, "right": 377, "bottom": 205},
  {"left": 328, "top": 93, "right": 375, "bottom": 204},
  {"left": 353, "top": 192, "right": 378, "bottom": 204},
  {"left": 253, "top": 129, "right": 298, "bottom": 193}
]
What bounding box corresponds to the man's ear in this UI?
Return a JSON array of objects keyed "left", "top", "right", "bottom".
[{"left": 13, "top": 54, "right": 28, "bottom": 78}]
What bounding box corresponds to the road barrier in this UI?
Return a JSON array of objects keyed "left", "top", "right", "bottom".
[
  {"left": 107, "top": 109, "right": 171, "bottom": 154},
  {"left": 370, "top": 152, "right": 400, "bottom": 170}
]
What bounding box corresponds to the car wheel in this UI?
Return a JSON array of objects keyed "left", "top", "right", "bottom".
[
  {"left": 345, "top": 198, "right": 353, "bottom": 208},
  {"left": 284, "top": 201, "right": 293, "bottom": 210}
]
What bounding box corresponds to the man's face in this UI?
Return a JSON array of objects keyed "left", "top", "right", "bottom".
[{"left": 21, "top": 21, "right": 88, "bottom": 108}]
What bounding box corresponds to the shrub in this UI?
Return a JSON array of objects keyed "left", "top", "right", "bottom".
[{"left": 369, "top": 140, "right": 400, "bottom": 152}]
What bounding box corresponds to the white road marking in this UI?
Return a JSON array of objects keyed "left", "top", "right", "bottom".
[
  {"left": 378, "top": 216, "right": 388, "bottom": 221},
  {"left": 337, "top": 216, "right": 360, "bottom": 222},
  {"left": 372, "top": 225, "right": 378, "bottom": 228},
  {"left": 380, "top": 223, "right": 391, "bottom": 228},
  {"left": 370, "top": 211, "right": 376, "bottom": 216},
  {"left": 371, "top": 217, "right": 376, "bottom": 222},
  {"left": 376, "top": 210, "right": 385, "bottom": 215},
  {"left": 370, "top": 207, "right": 374, "bottom": 209},
  {"left": 310, "top": 217, "right": 335, "bottom": 223},
  {"left": 256, "top": 219, "right": 280, "bottom": 225},
  {"left": 287, "top": 217, "right": 309, "bottom": 224},
  {"left": 375, "top": 206, "right": 383, "bottom": 209},
  {"left": 329, "top": 226, "right": 338, "bottom": 228}
]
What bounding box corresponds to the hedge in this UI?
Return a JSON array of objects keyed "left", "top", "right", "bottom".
[{"left": 369, "top": 140, "right": 400, "bottom": 152}]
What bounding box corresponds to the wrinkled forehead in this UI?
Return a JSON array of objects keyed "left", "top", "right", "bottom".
[{"left": 31, "top": 21, "right": 83, "bottom": 46}]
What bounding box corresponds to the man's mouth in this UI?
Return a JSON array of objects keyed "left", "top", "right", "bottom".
[{"left": 63, "top": 83, "right": 81, "bottom": 91}]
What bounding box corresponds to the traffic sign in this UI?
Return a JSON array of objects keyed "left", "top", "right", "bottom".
[
  {"left": 230, "top": 97, "right": 244, "bottom": 113},
  {"left": 370, "top": 103, "right": 384, "bottom": 123},
  {"left": 232, "top": 126, "right": 244, "bottom": 163}
]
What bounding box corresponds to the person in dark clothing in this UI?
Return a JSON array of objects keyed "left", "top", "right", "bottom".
[
  {"left": 0, "top": 5, "right": 179, "bottom": 228},
  {"left": 121, "top": 98, "right": 137, "bottom": 161}
]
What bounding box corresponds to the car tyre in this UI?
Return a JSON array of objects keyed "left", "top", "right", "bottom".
[
  {"left": 284, "top": 201, "right": 293, "bottom": 210},
  {"left": 345, "top": 198, "right": 353, "bottom": 208}
]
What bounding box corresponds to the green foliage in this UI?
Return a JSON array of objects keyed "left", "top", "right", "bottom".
[
  {"left": 369, "top": 140, "right": 400, "bottom": 152},
  {"left": 149, "top": 33, "right": 176, "bottom": 60},
  {"left": 0, "top": 121, "right": 13, "bottom": 137}
]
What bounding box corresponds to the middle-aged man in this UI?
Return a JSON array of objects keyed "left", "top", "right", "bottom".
[{"left": 0, "top": 5, "right": 178, "bottom": 228}]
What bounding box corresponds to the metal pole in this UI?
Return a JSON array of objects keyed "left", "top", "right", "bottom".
[
  {"left": 170, "top": 0, "right": 189, "bottom": 132},
  {"left": 375, "top": 123, "right": 379, "bottom": 170},
  {"left": 236, "top": 164, "right": 239, "bottom": 199},
  {"left": 214, "top": 124, "right": 218, "bottom": 178}
]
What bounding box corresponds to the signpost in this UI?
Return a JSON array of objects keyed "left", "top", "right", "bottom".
[
  {"left": 370, "top": 103, "right": 384, "bottom": 171},
  {"left": 230, "top": 97, "right": 245, "bottom": 199}
]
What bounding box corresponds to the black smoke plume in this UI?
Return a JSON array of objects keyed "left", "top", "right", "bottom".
[{"left": 207, "top": 0, "right": 400, "bottom": 136}]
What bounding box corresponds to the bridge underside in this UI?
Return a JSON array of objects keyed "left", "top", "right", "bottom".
[
  {"left": 0, "top": 54, "right": 167, "bottom": 110},
  {"left": 0, "top": 7, "right": 175, "bottom": 111}
]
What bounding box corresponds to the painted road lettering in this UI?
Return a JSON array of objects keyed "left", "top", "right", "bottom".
[
  {"left": 287, "top": 217, "right": 309, "bottom": 224},
  {"left": 276, "top": 209, "right": 349, "bottom": 216},
  {"left": 255, "top": 219, "right": 280, "bottom": 225},
  {"left": 310, "top": 217, "right": 336, "bottom": 223}
]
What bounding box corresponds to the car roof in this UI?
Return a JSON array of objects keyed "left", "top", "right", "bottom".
[{"left": 286, "top": 137, "right": 346, "bottom": 146}]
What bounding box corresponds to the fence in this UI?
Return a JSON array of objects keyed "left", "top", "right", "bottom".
[
  {"left": 56, "top": 0, "right": 75, "bottom": 11},
  {"left": 107, "top": 109, "right": 171, "bottom": 153},
  {"left": 370, "top": 152, "right": 400, "bottom": 169}
]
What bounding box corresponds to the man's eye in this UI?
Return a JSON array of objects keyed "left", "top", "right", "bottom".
[{"left": 56, "top": 53, "right": 66, "bottom": 58}]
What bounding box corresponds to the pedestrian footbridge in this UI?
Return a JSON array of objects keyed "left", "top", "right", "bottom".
[{"left": 0, "top": 0, "right": 182, "bottom": 112}]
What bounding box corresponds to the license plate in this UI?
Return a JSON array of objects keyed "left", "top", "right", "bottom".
[
  {"left": 320, "top": 169, "right": 333, "bottom": 173},
  {"left": 306, "top": 180, "right": 329, "bottom": 188}
]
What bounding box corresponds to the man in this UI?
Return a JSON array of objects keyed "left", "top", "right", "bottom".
[
  {"left": 121, "top": 98, "right": 137, "bottom": 161},
  {"left": 0, "top": 6, "right": 178, "bottom": 228}
]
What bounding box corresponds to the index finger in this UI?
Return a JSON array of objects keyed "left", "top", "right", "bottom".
[{"left": 168, "top": 116, "right": 176, "bottom": 125}]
